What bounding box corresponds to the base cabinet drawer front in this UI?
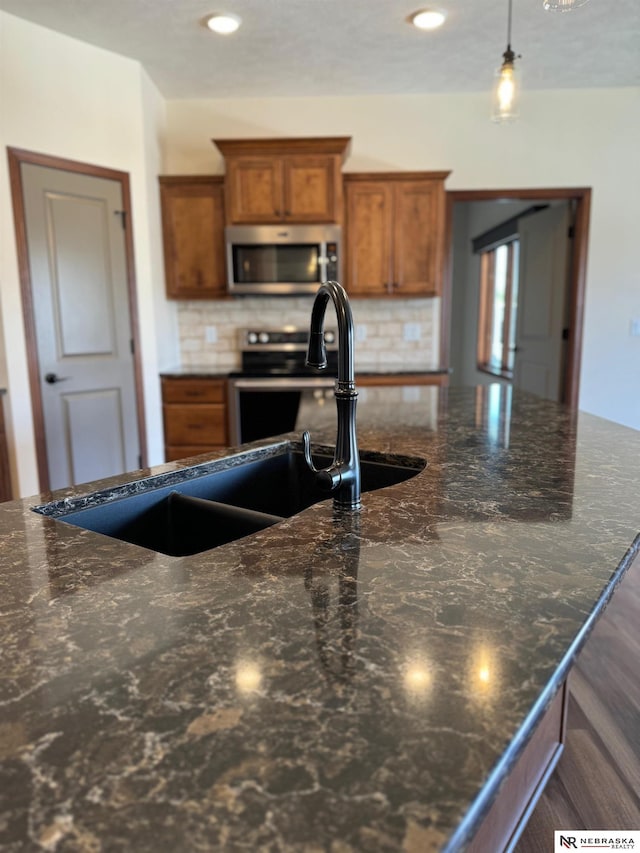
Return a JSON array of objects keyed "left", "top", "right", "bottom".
[
  {"left": 164, "top": 405, "right": 227, "bottom": 447},
  {"left": 161, "top": 376, "right": 229, "bottom": 462},
  {"left": 161, "top": 378, "right": 226, "bottom": 404}
]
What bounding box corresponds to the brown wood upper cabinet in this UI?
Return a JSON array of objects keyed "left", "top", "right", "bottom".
[
  {"left": 213, "top": 137, "right": 351, "bottom": 225},
  {"left": 344, "top": 172, "right": 450, "bottom": 297},
  {"left": 159, "top": 176, "right": 226, "bottom": 299}
]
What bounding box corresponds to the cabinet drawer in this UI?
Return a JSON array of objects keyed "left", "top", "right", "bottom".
[
  {"left": 163, "top": 405, "right": 227, "bottom": 446},
  {"left": 162, "top": 378, "right": 226, "bottom": 404}
]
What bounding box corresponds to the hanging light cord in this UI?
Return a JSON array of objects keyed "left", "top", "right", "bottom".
[{"left": 503, "top": 0, "right": 517, "bottom": 63}]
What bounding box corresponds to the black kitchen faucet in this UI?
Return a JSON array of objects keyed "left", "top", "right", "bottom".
[{"left": 302, "top": 281, "right": 361, "bottom": 510}]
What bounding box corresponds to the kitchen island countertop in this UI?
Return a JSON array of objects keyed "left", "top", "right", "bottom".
[{"left": 1, "top": 386, "right": 639, "bottom": 852}]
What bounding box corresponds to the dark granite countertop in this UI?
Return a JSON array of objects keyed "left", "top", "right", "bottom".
[
  {"left": 160, "top": 366, "right": 449, "bottom": 379},
  {"left": 1, "top": 386, "right": 639, "bottom": 852},
  {"left": 160, "top": 367, "right": 232, "bottom": 379}
]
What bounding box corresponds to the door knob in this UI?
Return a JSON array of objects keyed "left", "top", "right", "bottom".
[{"left": 44, "top": 372, "right": 70, "bottom": 384}]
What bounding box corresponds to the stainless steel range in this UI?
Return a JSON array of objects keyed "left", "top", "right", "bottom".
[{"left": 228, "top": 327, "right": 338, "bottom": 445}]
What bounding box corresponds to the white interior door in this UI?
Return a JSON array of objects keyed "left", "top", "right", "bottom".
[
  {"left": 21, "top": 163, "right": 140, "bottom": 490},
  {"left": 513, "top": 204, "right": 571, "bottom": 401}
]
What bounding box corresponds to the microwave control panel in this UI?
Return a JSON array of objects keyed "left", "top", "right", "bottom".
[{"left": 325, "top": 242, "right": 339, "bottom": 281}]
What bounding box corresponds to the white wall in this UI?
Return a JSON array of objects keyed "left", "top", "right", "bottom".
[
  {"left": 0, "top": 12, "right": 176, "bottom": 497},
  {"left": 165, "top": 88, "right": 640, "bottom": 431}
]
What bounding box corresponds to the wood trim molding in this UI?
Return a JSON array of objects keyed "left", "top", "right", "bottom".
[
  {"left": 7, "top": 149, "right": 49, "bottom": 490},
  {"left": 159, "top": 175, "right": 224, "bottom": 186},
  {"left": 566, "top": 189, "right": 591, "bottom": 411},
  {"left": 6, "top": 147, "right": 148, "bottom": 491},
  {"left": 118, "top": 169, "right": 149, "bottom": 468},
  {"left": 213, "top": 137, "right": 352, "bottom": 161},
  {"left": 344, "top": 171, "right": 452, "bottom": 183},
  {"left": 442, "top": 187, "right": 591, "bottom": 410}
]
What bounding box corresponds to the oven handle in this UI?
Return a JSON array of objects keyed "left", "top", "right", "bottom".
[{"left": 230, "top": 377, "right": 336, "bottom": 391}]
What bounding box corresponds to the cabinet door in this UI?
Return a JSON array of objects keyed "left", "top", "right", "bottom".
[
  {"left": 225, "top": 157, "right": 284, "bottom": 223},
  {"left": 393, "top": 180, "right": 444, "bottom": 296},
  {"left": 283, "top": 156, "right": 339, "bottom": 222},
  {"left": 344, "top": 181, "right": 394, "bottom": 295},
  {"left": 160, "top": 179, "right": 226, "bottom": 299}
]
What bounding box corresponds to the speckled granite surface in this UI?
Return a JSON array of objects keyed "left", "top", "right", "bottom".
[
  {"left": 1, "top": 386, "right": 639, "bottom": 852},
  {"left": 159, "top": 366, "right": 449, "bottom": 379}
]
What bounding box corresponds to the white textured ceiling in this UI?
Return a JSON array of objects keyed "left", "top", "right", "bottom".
[{"left": 1, "top": 0, "right": 639, "bottom": 99}]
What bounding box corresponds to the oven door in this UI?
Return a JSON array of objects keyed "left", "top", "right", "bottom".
[{"left": 228, "top": 377, "right": 336, "bottom": 445}]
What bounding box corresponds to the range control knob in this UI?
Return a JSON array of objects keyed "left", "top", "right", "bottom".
[
  {"left": 324, "top": 331, "right": 336, "bottom": 344},
  {"left": 247, "top": 331, "right": 258, "bottom": 344},
  {"left": 258, "top": 332, "right": 270, "bottom": 344}
]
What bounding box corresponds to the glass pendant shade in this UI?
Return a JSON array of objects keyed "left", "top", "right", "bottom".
[
  {"left": 543, "top": 0, "right": 589, "bottom": 9},
  {"left": 492, "top": 55, "right": 520, "bottom": 122}
]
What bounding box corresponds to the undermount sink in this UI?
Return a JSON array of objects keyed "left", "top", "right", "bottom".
[{"left": 35, "top": 444, "right": 425, "bottom": 557}]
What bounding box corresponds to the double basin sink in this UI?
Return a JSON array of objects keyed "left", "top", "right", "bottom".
[{"left": 35, "top": 443, "right": 425, "bottom": 557}]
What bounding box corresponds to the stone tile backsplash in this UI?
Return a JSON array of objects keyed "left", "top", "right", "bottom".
[{"left": 177, "top": 297, "right": 440, "bottom": 371}]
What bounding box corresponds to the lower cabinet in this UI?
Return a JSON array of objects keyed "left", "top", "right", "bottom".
[
  {"left": 467, "top": 680, "right": 568, "bottom": 852},
  {"left": 161, "top": 373, "right": 447, "bottom": 463},
  {"left": 161, "top": 377, "right": 229, "bottom": 462}
]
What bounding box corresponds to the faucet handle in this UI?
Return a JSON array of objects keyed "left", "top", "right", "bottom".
[
  {"left": 302, "top": 430, "right": 321, "bottom": 473},
  {"left": 302, "top": 431, "right": 340, "bottom": 491}
]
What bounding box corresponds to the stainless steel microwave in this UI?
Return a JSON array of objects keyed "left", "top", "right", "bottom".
[{"left": 225, "top": 224, "right": 341, "bottom": 296}]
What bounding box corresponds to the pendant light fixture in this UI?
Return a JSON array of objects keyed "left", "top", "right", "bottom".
[
  {"left": 543, "top": 0, "right": 589, "bottom": 10},
  {"left": 492, "top": 0, "right": 521, "bottom": 122}
]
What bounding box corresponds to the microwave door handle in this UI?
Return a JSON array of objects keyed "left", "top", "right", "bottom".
[{"left": 318, "top": 248, "right": 328, "bottom": 283}]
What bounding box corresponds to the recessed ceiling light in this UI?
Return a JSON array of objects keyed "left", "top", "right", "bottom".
[
  {"left": 410, "top": 9, "right": 447, "bottom": 30},
  {"left": 206, "top": 13, "right": 241, "bottom": 34}
]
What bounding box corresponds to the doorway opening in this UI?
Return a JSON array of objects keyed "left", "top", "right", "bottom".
[
  {"left": 8, "top": 147, "right": 147, "bottom": 492},
  {"left": 442, "top": 188, "right": 591, "bottom": 409}
]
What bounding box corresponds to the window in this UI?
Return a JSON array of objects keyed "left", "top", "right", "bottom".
[{"left": 477, "top": 239, "right": 519, "bottom": 378}]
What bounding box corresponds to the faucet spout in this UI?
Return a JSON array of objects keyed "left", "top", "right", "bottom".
[{"left": 303, "top": 281, "right": 361, "bottom": 510}]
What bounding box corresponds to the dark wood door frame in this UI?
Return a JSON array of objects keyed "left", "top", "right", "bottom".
[
  {"left": 7, "top": 147, "right": 147, "bottom": 492},
  {"left": 441, "top": 187, "right": 591, "bottom": 410}
]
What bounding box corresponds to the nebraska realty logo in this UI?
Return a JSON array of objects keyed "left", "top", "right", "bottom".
[{"left": 554, "top": 831, "right": 639, "bottom": 851}]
